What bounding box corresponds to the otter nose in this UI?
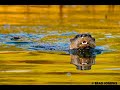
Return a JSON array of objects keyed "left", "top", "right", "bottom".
[{"left": 82, "top": 41, "right": 87, "bottom": 44}]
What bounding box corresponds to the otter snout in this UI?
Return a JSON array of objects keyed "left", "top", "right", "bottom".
[{"left": 82, "top": 41, "right": 88, "bottom": 44}]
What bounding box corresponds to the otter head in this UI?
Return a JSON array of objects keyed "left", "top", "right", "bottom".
[{"left": 70, "top": 33, "right": 96, "bottom": 49}]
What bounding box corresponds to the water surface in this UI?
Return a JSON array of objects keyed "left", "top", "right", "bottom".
[{"left": 0, "top": 5, "right": 120, "bottom": 85}]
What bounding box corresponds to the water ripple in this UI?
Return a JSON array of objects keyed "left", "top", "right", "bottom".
[{"left": 0, "top": 32, "right": 114, "bottom": 55}]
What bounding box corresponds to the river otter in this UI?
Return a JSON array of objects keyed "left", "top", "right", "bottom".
[{"left": 70, "top": 33, "right": 96, "bottom": 49}]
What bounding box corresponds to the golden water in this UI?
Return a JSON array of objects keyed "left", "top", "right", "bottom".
[{"left": 0, "top": 5, "right": 120, "bottom": 85}]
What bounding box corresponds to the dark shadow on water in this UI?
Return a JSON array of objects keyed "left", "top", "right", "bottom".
[
  {"left": 5, "top": 41, "right": 33, "bottom": 45},
  {"left": 69, "top": 48, "right": 102, "bottom": 70}
]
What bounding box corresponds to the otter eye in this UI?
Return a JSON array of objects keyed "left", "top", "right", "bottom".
[{"left": 81, "top": 34, "right": 83, "bottom": 37}]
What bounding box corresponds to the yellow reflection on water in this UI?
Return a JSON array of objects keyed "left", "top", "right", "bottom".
[{"left": 0, "top": 5, "right": 120, "bottom": 85}]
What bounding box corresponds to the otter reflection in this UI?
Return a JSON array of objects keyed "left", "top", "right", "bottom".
[{"left": 70, "top": 49, "right": 96, "bottom": 70}]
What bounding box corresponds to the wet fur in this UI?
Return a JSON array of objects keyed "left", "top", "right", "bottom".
[{"left": 70, "top": 33, "right": 96, "bottom": 49}]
